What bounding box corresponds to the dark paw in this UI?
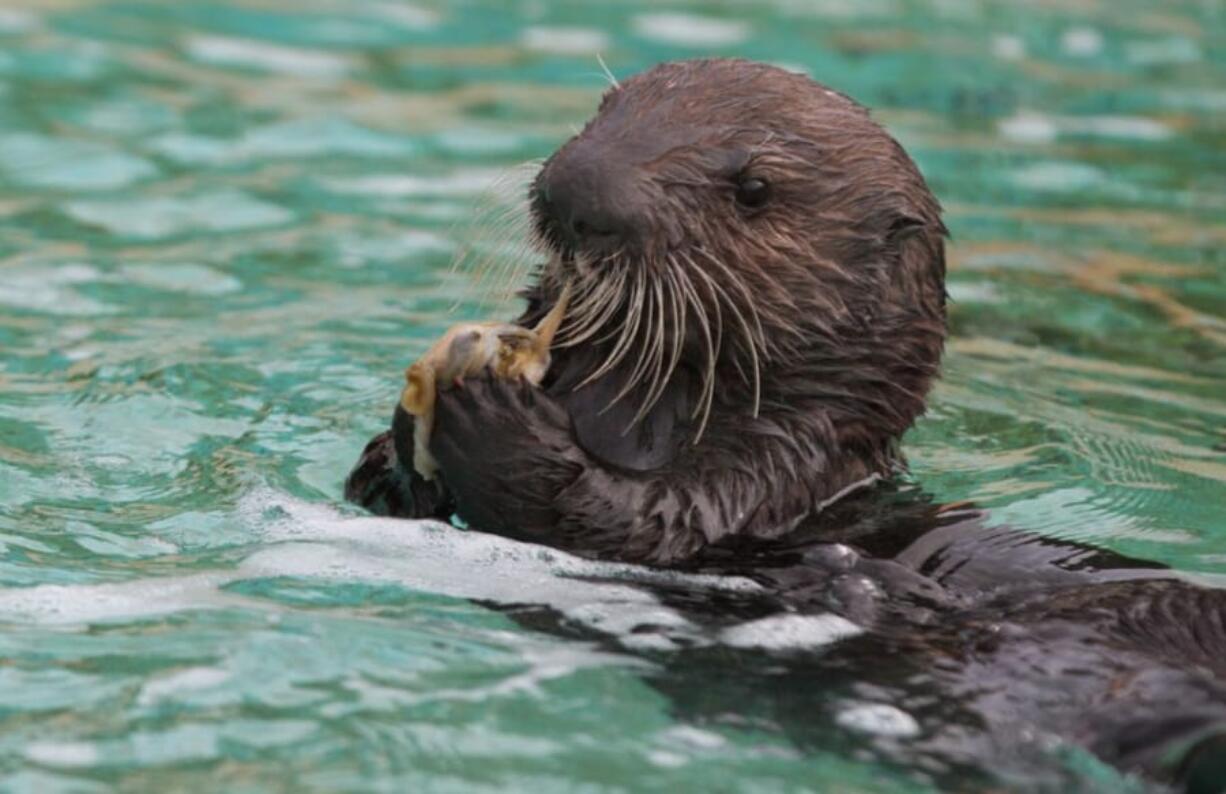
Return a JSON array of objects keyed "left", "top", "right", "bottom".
[
  {"left": 428, "top": 372, "right": 577, "bottom": 538},
  {"left": 346, "top": 419, "right": 453, "bottom": 520}
]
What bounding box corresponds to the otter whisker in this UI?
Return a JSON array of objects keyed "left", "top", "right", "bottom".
[
  {"left": 643, "top": 272, "right": 668, "bottom": 402},
  {"left": 698, "top": 248, "right": 766, "bottom": 351},
  {"left": 447, "top": 159, "right": 545, "bottom": 310},
  {"left": 694, "top": 247, "right": 768, "bottom": 353},
  {"left": 662, "top": 261, "right": 688, "bottom": 394},
  {"left": 458, "top": 224, "right": 533, "bottom": 308},
  {"left": 596, "top": 53, "right": 620, "bottom": 89},
  {"left": 595, "top": 267, "right": 645, "bottom": 388},
  {"left": 558, "top": 260, "right": 626, "bottom": 347},
  {"left": 554, "top": 259, "right": 595, "bottom": 327},
  {"left": 491, "top": 233, "right": 541, "bottom": 303},
  {"left": 581, "top": 264, "right": 644, "bottom": 389},
  {"left": 672, "top": 259, "right": 719, "bottom": 440},
  {"left": 461, "top": 210, "right": 529, "bottom": 292},
  {"left": 688, "top": 250, "right": 761, "bottom": 418},
  {"left": 626, "top": 267, "right": 671, "bottom": 425},
  {"left": 675, "top": 277, "right": 709, "bottom": 412},
  {"left": 632, "top": 260, "right": 689, "bottom": 429},
  {"left": 609, "top": 273, "right": 663, "bottom": 419}
]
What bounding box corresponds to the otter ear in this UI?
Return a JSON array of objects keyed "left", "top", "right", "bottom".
[
  {"left": 885, "top": 210, "right": 948, "bottom": 307},
  {"left": 886, "top": 213, "right": 927, "bottom": 242}
]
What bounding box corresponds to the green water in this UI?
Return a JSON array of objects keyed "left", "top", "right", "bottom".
[{"left": 0, "top": 0, "right": 1224, "bottom": 791}]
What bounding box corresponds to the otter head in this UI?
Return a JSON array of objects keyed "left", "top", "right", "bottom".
[{"left": 530, "top": 58, "right": 947, "bottom": 454}]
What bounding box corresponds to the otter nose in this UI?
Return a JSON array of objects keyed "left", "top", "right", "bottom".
[{"left": 538, "top": 147, "right": 643, "bottom": 252}]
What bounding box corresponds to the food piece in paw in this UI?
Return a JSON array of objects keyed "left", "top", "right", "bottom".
[{"left": 400, "top": 283, "right": 570, "bottom": 480}]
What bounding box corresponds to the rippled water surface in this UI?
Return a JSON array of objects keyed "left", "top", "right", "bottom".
[{"left": 1, "top": 0, "right": 1224, "bottom": 791}]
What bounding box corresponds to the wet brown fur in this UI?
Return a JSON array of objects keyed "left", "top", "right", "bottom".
[{"left": 348, "top": 58, "right": 949, "bottom": 565}]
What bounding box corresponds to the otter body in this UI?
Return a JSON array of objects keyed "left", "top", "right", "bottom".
[{"left": 345, "top": 59, "right": 1226, "bottom": 792}]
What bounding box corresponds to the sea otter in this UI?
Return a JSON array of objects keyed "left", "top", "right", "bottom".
[
  {"left": 345, "top": 59, "right": 1226, "bottom": 792},
  {"left": 348, "top": 58, "right": 946, "bottom": 561}
]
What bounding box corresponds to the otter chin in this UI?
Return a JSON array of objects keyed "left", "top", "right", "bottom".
[
  {"left": 349, "top": 57, "right": 948, "bottom": 564},
  {"left": 344, "top": 58, "right": 1226, "bottom": 792}
]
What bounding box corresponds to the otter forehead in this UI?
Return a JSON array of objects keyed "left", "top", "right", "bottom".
[{"left": 589, "top": 59, "right": 869, "bottom": 155}]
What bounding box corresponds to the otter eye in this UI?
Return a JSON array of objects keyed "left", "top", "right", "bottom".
[{"left": 735, "top": 176, "right": 771, "bottom": 210}]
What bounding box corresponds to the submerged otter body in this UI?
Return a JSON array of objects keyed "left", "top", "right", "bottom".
[{"left": 345, "top": 59, "right": 1226, "bottom": 791}]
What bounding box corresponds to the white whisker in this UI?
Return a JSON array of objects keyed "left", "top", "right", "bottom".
[
  {"left": 596, "top": 53, "right": 620, "bottom": 89},
  {"left": 446, "top": 159, "right": 546, "bottom": 311},
  {"left": 582, "top": 266, "right": 643, "bottom": 391},
  {"left": 691, "top": 249, "right": 761, "bottom": 418}
]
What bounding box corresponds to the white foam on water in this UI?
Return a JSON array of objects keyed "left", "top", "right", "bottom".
[
  {"left": 335, "top": 229, "right": 453, "bottom": 268},
  {"left": 239, "top": 490, "right": 761, "bottom": 647},
  {"left": 772, "top": 0, "right": 900, "bottom": 18},
  {"left": 720, "top": 613, "right": 863, "bottom": 650},
  {"left": 1009, "top": 161, "right": 1106, "bottom": 192},
  {"left": 235, "top": 118, "right": 415, "bottom": 160},
  {"left": 992, "top": 35, "right": 1025, "bottom": 61},
  {"left": 631, "top": 13, "right": 751, "bottom": 47},
  {"left": 646, "top": 724, "right": 730, "bottom": 768},
  {"left": 1126, "top": 37, "right": 1201, "bottom": 66},
  {"left": 71, "top": 524, "right": 179, "bottom": 559},
  {"left": 137, "top": 667, "right": 232, "bottom": 706},
  {"left": 184, "top": 35, "right": 353, "bottom": 78},
  {"left": 646, "top": 750, "right": 689, "bottom": 768},
  {"left": 0, "top": 572, "right": 239, "bottom": 626},
  {"left": 520, "top": 26, "right": 611, "bottom": 56},
  {"left": 23, "top": 742, "right": 99, "bottom": 769},
  {"left": 434, "top": 127, "right": 525, "bottom": 156},
  {"left": 0, "top": 261, "right": 243, "bottom": 314},
  {"left": 1061, "top": 27, "right": 1103, "bottom": 57},
  {"left": 0, "top": 9, "right": 39, "bottom": 33},
  {"left": 117, "top": 263, "right": 242, "bottom": 295},
  {"left": 1159, "top": 89, "right": 1226, "bottom": 112},
  {"left": 998, "top": 112, "right": 1057, "bottom": 144},
  {"left": 1062, "top": 115, "right": 1172, "bottom": 141},
  {"left": 74, "top": 96, "right": 177, "bottom": 136},
  {"left": 0, "top": 488, "right": 758, "bottom": 655},
  {"left": 835, "top": 702, "right": 921, "bottom": 738},
  {"left": 564, "top": 602, "right": 703, "bottom": 652},
  {"left": 0, "top": 264, "right": 113, "bottom": 316},
  {"left": 0, "top": 133, "right": 156, "bottom": 191},
  {"left": 660, "top": 725, "right": 728, "bottom": 751},
  {"left": 366, "top": 2, "right": 441, "bottom": 31},
  {"left": 145, "top": 133, "right": 229, "bottom": 165},
  {"left": 389, "top": 641, "right": 647, "bottom": 708},
  {"left": 65, "top": 190, "right": 292, "bottom": 239},
  {"left": 1003, "top": 105, "right": 1173, "bottom": 148},
  {"left": 247, "top": 490, "right": 761, "bottom": 592},
  {"left": 320, "top": 169, "right": 506, "bottom": 198}
]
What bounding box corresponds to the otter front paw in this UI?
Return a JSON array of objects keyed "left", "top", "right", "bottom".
[
  {"left": 429, "top": 373, "right": 580, "bottom": 539},
  {"left": 344, "top": 421, "right": 454, "bottom": 520}
]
